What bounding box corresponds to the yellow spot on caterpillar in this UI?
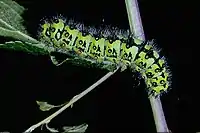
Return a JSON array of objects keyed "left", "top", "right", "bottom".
[
  {"left": 50, "top": 19, "right": 65, "bottom": 48},
  {"left": 135, "top": 51, "right": 154, "bottom": 69},
  {"left": 40, "top": 22, "right": 52, "bottom": 45},
  {"left": 120, "top": 41, "right": 139, "bottom": 66},
  {"left": 87, "top": 37, "right": 105, "bottom": 63},
  {"left": 152, "top": 84, "right": 169, "bottom": 96},
  {"left": 74, "top": 32, "right": 92, "bottom": 57},
  {"left": 61, "top": 25, "right": 79, "bottom": 51},
  {"left": 105, "top": 39, "right": 121, "bottom": 64},
  {"left": 151, "top": 71, "right": 169, "bottom": 86},
  {"left": 135, "top": 44, "right": 160, "bottom": 71}
]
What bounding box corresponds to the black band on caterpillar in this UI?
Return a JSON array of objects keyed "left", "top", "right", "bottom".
[{"left": 38, "top": 15, "right": 172, "bottom": 98}]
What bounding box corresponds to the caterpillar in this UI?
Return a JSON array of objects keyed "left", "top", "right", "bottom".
[{"left": 38, "top": 16, "right": 172, "bottom": 98}]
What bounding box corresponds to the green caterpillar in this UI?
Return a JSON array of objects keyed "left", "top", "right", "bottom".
[{"left": 38, "top": 16, "right": 172, "bottom": 98}]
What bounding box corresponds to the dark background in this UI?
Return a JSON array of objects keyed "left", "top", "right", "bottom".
[{"left": 0, "top": 0, "right": 198, "bottom": 133}]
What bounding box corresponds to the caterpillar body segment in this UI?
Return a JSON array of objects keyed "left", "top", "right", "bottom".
[
  {"left": 73, "top": 32, "right": 87, "bottom": 56},
  {"left": 49, "top": 18, "right": 65, "bottom": 48},
  {"left": 86, "top": 36, "right": 105, "bottom": 63},
  {"left": 38, "top": 17, "right": 171, "bottom": 98},
  {"left": 39, "top": 21, "right": 52, "bottom": 45}
]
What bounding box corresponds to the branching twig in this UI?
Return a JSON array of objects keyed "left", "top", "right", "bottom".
[{"left": 24, "top": 67, "right": 119, "bottom": 133}]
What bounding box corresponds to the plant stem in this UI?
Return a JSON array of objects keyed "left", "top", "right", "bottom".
[
  {"left": 125, "top": 0, "right": 170, "bottom": 132},
  {"left": 24, "top": 68, "right": 119, "bottom": 133}
]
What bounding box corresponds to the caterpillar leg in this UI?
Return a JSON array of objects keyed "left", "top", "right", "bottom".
[
  {"left": 50, "top": 55, "right": 71, "bottom": 66},
  {"left": 120, "top": 64, "right": 127, "bottom": 72},
  {"left": 101, "top": 63, "right": 118, "bottom": 72},
  {"left": 119, "top": 61, "right": 129, "bottom": 72}
]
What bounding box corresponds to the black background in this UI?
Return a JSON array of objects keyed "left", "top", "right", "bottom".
[{"left": 0, "top": 0, "right": 198, "bottom": 133}]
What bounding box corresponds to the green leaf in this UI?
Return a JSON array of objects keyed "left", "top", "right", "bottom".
[
  {"left": 0, "top": 0, "right": 25, "bottom": 15},
  {"left": 62, "top": 123, "right": 88, "bottom": 133},
  {"left": 45, "top": 123, "right": 59, "bottom": 132},
  {"left": 0, "top": 0, "right": 27, "bottom": 34},
  {"left": 0, "top": 0, "right": 41, "bottom": 46},
  {"left": 36, "top": 101, "right": 56, "bottom": 111},
  {"left": 0, "top": 41, "right": 47, "bottom": 55},
  {"left": 0, "top": 0, "right": 40, "bottom": 45},
  {"left": 36, "top": 101, "right": 68, "bottom": 111},
  {"left": 45, "top": 123, "right": 88, "bottom": 133},
  {"left": 0, "top": 26, "right": 40, "bottom": 43}
]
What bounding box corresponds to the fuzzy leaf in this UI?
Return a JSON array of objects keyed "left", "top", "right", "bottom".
[
  {"left": 46, "top": 123, "right": 59, "bottom": 132},
  {"left": 62, "top": 123, "right": 88, "bottom": 133},
  {"left": 0, "top": 41, "right": 47, "bottom": 55},
  {"left": 36, "top": 101, "right": 56, "bottom": 111},
  {"left": 0, "top": 0, "right": 25, "bottom": 15},
  {"left": 36, "top": 101, "right": 67, "bottom": 111},
  {"left": 0, "top": 0, "right": 41, "bottom": 45},
  {"left": 0, "top": 26, "right": 39, "bottom": 43},
  {"left": 0, "top": 0, "right": 27, "bottom": 33}
]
